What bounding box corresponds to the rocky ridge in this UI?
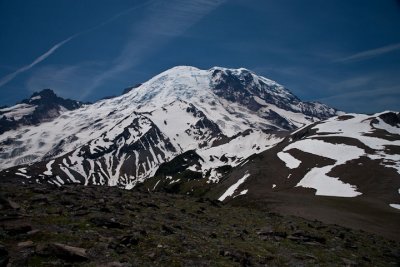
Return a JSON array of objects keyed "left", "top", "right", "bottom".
[{"left": 0, "top": 89, "right": 84, "bottom": 135}]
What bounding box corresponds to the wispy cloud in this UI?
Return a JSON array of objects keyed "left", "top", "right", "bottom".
[
  {"left": 336, "top": 42, "right": 400, "bottom": 63},
  {"left": 78, "top": 0, "right": 157, "bottom": 38},
  {"left": 0, "top": 1, "right": 157, "bottom": 89},
  {"left": 26, "top": 63, "right": 147, "bottom": 99},
  {"left": 20, "top": 0, "right": 225, "bottom": 99},
  {"left": 0, "top": 35, "right": 77, "bottom": 88},
  {"left": 318, "top": 86, "right": 399, "bottom": 101},
  {"left": 317, "top": 86, "right": 400, "bottom": 113},
  {"left": 79, "top": 0, "right": 226, "bottom": 99},
  {"left": 316, "top": 72, "right": 400, "bottom": 113}
]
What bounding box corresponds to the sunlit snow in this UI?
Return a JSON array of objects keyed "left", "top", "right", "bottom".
[
  {"left": 0, "top": 103, "right": 37, "bottom": 120},
  {"left": 284, "top": 139, "right": 364, "bottom": 197},
  {"left": 277, "top": 152, "right": 301, "bottom": 169},
  {"left": 0, "top": 66, "right": 338, "bottom": 188},
  {"left": 219, "top": 173, "right": 250, "bottom": 201},
  {"left": 389, "top": 204, "right": 400, "bottom": 210},
  {"left": 296, "top": 166, "right": 361, "bottom": 197}
]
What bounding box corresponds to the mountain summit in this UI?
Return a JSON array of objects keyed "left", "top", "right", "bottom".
[{"left": 120, "top": 66, "right": 337, "bottom": 131}]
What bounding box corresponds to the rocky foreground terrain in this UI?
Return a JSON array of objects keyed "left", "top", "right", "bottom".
[{"left": 0, "top": 180, "right": 399, "bottom": 266}]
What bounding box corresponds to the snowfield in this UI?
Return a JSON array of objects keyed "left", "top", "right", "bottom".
[
  {"left": 278, "top": 113, "right": 400, "bottom": 197},
  {"left": 296, "top": 166, "right": 362, "bottom": 197},
  {"left": 0, "top": 103, "right": 37, "bottom": 120},
  {"left": 283, "top": 139, "right": 364, "bottom": 197}
]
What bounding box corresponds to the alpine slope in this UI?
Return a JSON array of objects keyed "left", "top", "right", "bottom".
[{"left": 0, "top": 66, "right": 338, "bottom": 188}]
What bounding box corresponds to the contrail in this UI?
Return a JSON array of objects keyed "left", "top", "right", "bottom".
[
  {"left": 0, "top": 34, "right": 77, "bottom": 88},
  {"left": 82, "top": 0, "right": 158, "bottom": 34},
  {"left": 79, "top": 0, "right": 226, "bottom": 99},
  {"left": 0, "top": 0, "right": 156, "bottom": 89},
  {"left": 336, "top": 42, "right": 400, "bottom": 63}
]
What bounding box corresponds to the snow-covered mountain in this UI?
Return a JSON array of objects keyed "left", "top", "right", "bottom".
[
  {"left": 0, "top": 89, "right": 84, "bottom": 134},
  {"left": 0, "top": 66, "right": 338, "bottom": 188},
  {"left": 197, "top": 111, "right": 400, "bottom": 211}
]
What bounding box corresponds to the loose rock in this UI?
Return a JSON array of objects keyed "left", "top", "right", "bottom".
[{"left": 50, "top": 242, "right": 89, "bottom": 262}]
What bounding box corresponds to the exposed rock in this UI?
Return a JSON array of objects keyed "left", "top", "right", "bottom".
[
  {"left": 26, "top": 229, "right": 40, "bottom": 236},
  {"left": 98, "top": 262, "right": 132, "bottom": 267},
  {"left": 6, "top": 199, "right": 20, "bottom": 210},
  {"left": 219, "top": 249, "right": 253, "bottom": 266},
  {"left": 344, "top": 240, "right": 358, "bottom": 250},
  {"left": 341, "top": 257, "right": 357, "bottom": 266},
  {"left": 35, "top": 243, "right": 52, "bottom": 257},
  {"left": 378, "top": 112, "right": 400, "bottom": 127},
  {"left": 292, "top": 253, "right": 317, "bottom": 261},
  {"left": 0, "top": 196, "right": 20, "bottom": 210},
  {"left": 30, "top": 194, "right": 49, "bottom": 203},
  {"left": 90, "top": 217, "right": 127, "bottom": 229},
  {"left": 287, "top": 231, "right": 326, "bottom": 244},
  {"left": 119, "top": 234, "right": 140, "bottom": 247},
  {"left": 17, "top": 240, "right": 34, "bottom": 249},
  {"left": 32, "top": 188, "right": 49, "bottom": 194},
  {"left": 50, "top": 242, "right": 88, "bottom": 262},
  {"left": 3, "top": 223, "right": 32, "bottom": 235},
  {"left": 257, "top": 226, "right": 287, "bottom": 241}
]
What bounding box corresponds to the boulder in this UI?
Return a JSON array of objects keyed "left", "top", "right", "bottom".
[{"left": 50, "top": 242, "right": 88, "bottom": 262}]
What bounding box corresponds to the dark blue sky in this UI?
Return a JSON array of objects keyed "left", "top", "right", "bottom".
[{"left": 1, "top": 0, "right": 399, "bottom": 113}]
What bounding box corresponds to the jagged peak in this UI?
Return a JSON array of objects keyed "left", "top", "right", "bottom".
[
  {"left": 209, "top": 66, "right": 253, "bottom": 73},
  {"left": 158, "top": 66, "right": 258, "bottom": 78},
  {"left": 31, "top": 88, "right": 56, "bottom": 97}
]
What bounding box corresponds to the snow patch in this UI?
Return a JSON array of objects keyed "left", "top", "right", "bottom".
[
  {"left": 285, "top": 139, "right": 364, "bottom": 197},
  {"left": 389, "top": 204, "right": 400, "bottom": 210},
  {"left": 373, "top": 118, "right": 400, "bottom": 135},
  {"left": 233, "top": 189, "right": 248, "bottom": 198},
  {"left": 218, "top": 173, "right": 250, "bottom": 201},
  {"left": 43, "top": 160, "right": 55, "bottom": 176},
  {"left": 30, "top": 95, "right": 42, "bottom": 101},
  {"left": 284, "top": 139, "right": 365, "bottom": 163},
  {"left": 18, "top": 167, "right": 27, "bottom": 173},
  {"left": 153, "top": 180, "right": 160, "bottom": 190},
  {"left": 16, "top": 172, "right": 31, "bottom": 178},
  {"left": 277, "top": 152, "right": 301, "bottom": 169},
  {"left": 308, "top": 114, "right": 400, "bottom": 175},
  {"left": 296, "top": 166, "right": 362, "bottom": 197}
]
